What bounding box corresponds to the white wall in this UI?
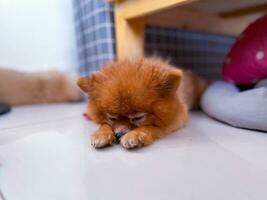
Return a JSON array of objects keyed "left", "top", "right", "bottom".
[{"left": 0, "top": 0, "right": 78, "bottom": 72}]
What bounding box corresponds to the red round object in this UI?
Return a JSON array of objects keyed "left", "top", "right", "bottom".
[{"left": 222, "top": 14, "right": 267, "bottom": 85}]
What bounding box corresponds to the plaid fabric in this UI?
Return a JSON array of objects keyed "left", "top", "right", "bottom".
[
  {"left": 145, "top": 26, "right": 236, "bottom": 81},
  {"left": 73, "top": 0, "right": 116, "bottom": 76}
]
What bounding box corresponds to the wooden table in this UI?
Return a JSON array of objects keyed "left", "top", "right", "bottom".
[
  {"left": 110, "top": 0, "right": 196, "bottom": 59},
  {"left": 109, "top": 0, "right": 265, "bottom": 60}
]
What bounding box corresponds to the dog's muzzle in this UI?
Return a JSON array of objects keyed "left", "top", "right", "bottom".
[{"left": 114, "top": 127, "right": 129, "bottom": 141}]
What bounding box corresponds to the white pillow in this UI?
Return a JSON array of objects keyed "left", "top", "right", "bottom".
[{"left": 201, "top": 81, "right": 267, "bottom": 132}]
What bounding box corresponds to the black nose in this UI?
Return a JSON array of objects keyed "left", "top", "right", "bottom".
[{"left": 115, "top": 131, "right": 125, "bottom": 141}]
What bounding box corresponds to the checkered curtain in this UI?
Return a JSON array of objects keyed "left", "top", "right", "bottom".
[{"left": 73, "top": 0, "right": 116, "bottom": 76}]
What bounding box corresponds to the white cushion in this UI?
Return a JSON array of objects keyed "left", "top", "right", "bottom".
[{"left": 201, "top": 81, "right": 267, "bottom": 132}]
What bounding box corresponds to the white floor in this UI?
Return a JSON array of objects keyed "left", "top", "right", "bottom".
[{"left": 1, "top": 103, "right": 267, "bottom": 200}]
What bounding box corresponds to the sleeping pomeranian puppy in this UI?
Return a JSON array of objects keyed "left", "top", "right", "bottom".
[{"left": 78, "top": 58, "right": 207, "bottom": 149}]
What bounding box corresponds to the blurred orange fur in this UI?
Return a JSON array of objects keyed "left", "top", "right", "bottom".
[
  {"left": 78, "top": 58, "right": 207, "bottom": 149},
  {"left": 0, "top": 68, "right": 81, "bottom": 106}
]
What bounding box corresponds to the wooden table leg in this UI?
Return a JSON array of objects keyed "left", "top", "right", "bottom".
[{"left": 115, "top": 14, "right": 145, "bottom": 60}]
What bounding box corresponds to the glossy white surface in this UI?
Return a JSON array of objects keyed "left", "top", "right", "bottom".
[{"left": 1, "top": 103, "right": 267, "bottom": 200}]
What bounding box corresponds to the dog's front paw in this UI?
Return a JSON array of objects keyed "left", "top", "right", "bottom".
[
  {"left": 120, "top": 130, "right": 149, "bottom": 149},
  {"left": 91, "top": 131, "right": 115, "bottom": 148}
]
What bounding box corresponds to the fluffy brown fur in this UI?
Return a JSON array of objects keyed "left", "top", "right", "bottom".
[
  {"left": 0, "top": 68, "right": 81, "bottom": 106},
  {"left": 78, "top": 58, "right": 207, "bottom": 149}
]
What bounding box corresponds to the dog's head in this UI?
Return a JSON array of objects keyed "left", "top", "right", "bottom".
[{"left": 78, "top": 58, "right": 184, "bottom": 138}]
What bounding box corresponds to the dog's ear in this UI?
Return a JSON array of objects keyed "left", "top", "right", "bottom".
[
  {"left": 159, "top": 69, "right": 183, "bottom": 96},
  {"left": 77, "top": 76, "right": 91, "bottom": 93},
  {"left": 77, "top": 72, "right": 106, "bottom": 93}
]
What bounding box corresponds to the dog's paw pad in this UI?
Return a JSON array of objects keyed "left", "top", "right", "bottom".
[
  {"left": 91, "top": 133, "right": 115, "bottom": 148},
  {"left": 120, "top": 131, "right": 145, "bottom": 149},
  {"left": 91, "top": 139, "right": 103, "bottom": 148}
]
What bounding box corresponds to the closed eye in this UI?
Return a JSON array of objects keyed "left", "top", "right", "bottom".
[
  {"left": 108, "top": 117, "right": 117, "bottom": 121},
  {"left": 132, "top": 116, "right": 144, "bottom": 122},
  {"left": 129, "top": 113, "right": 147, "bottom": 124},
  {"left": 106, "top": 113, "right": 118, "bottom": 122}
]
